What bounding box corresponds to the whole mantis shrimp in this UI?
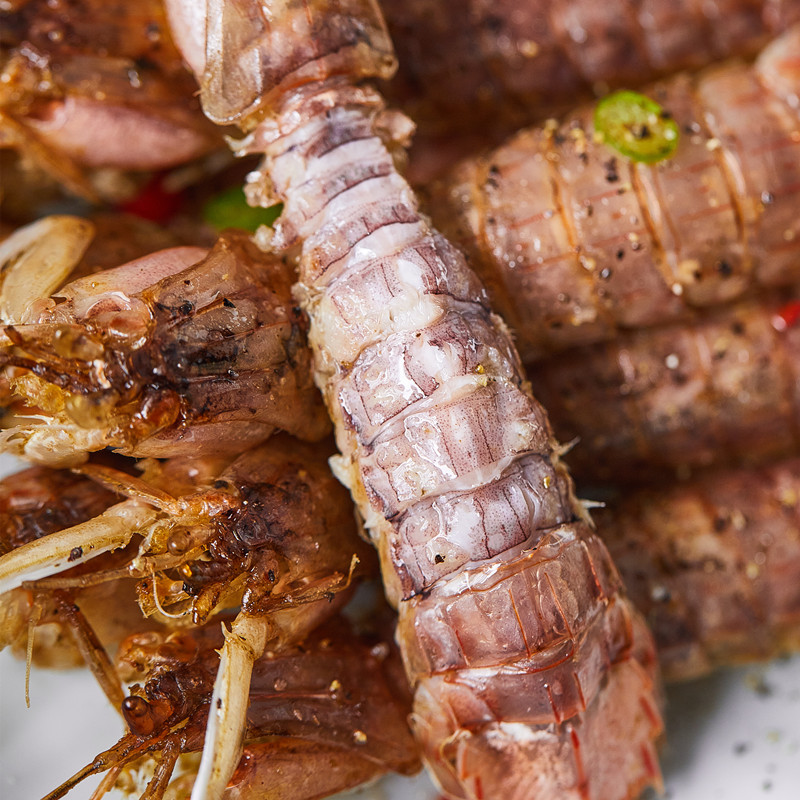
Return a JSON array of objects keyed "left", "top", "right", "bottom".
[
  {"left": 530, "top": 289, "right": 800, "bottom": 483},
  {"left": 427, "top": 27, "right": 800, "bottom": 360},
  {"left": 165, "top": 2, "right": 664, "bottom": 798},
  {"left": 0, "top": 218, "right": 329, "bottom": 466}
]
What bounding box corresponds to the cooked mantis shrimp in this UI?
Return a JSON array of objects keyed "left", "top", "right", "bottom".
[
  {"left": 0, "top": 456, "right": 416, "bottom": 800},
  {"left": 0, "top": 218, "right": 328, "bottom": 466},
  {"left": 0, "top": 0, "right": 222, "bottom": 199},
  {"left": 529, "top": 289, "right": 800, "bottom": 484},
  {"left": 40, "top": 614, "right": 418, "bottom": 800},
  {"left": 426, "top": 27, "right": 800, "bottom": 360},
  {"left": 598, "top": 457, "right": 800, "bottom": 682},
  {"left": 166, "top": 2, "right": 664, "bottom": 798},
  {"left": 382, "top": 0, "right": 800, "bottom": 145},
  {"left": 1, "top": 434, "right": 380, "bottom": 798}
]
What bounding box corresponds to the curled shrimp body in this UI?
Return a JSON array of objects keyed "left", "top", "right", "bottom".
[
  {"left": 0, "top": 221, "right": 329, "bottom": 466},
  {"left": 168, "top": 2, "right": 664, "bottom": 798},
  {"left": 427, "top": 28, "right": 800, "bottom": 360}
]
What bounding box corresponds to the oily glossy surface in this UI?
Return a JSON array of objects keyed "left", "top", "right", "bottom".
[{"left": 428, "top": 30, "right": 800, "bottom": 361}]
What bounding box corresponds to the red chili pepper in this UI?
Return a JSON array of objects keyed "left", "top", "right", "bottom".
[
  {"left": 773, "top": 299, "right": 800, "bottom": 331},
  {"left": 119, "top": 174, "right": 184, "bottom": 223}
]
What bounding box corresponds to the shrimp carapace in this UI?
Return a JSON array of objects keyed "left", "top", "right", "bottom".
[
  {"left": 167, "top": 1, "right": 665, "bottom": 798},
  {"left": 125, "top": 435, "right": 374, "bottom": 627},
  {"left": 0, "top": 221, "right": 329, "bottom": 466},
  {"left": 426, "top": 28, "right": 800, "bottom": 360},
  {"left": 599, "top": 458, "right": 800, "bottom": 681}
]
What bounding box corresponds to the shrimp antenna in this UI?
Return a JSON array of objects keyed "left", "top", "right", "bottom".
[
  {"left": 86, "top": 763, "right": 124, "bottom": 800},
  {"left": 190, "top": 613, "right": 270, "bottom": 800},
  {"left": 52, "top": 591, "right": 126, "bottom": 711},
  {"left": 139, "top": 736, "right": 183, "bottom": 800},
  {"left": 41, "top": 733, "right": 160, "bottom": 800},
  {"left": 0, "top": 503, "right": 158, "bottom": 595}
]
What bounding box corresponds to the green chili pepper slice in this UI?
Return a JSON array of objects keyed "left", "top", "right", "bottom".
[
  {"left": 593, "top": 90, "right": 680, "bottom": 164},
  {"left": 203, "top": 186, "right": 283, "bottom": 232}
]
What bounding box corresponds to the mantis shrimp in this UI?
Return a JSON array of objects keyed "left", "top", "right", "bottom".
[
  {"left": 0, "top": 217, "right": 329, "bottom": 466},
  {"left": 530, "top": 289, "right": 800, "bottom": 483},
  {"left": 0, "top": 432, "right": 389, "bottom": 799},
  {"left": 426, "top": 27, "right": 800, "bottom": 360},
  {"left": 0, "top": 0, "right": 221, "bottom": 200},
  {"left": 164, "top": 1, "right": 664, "bottom": 798}
]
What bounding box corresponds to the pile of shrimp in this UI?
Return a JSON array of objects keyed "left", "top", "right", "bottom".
[
  {"left": 417, "top": 14, "right": 800, "bottom": 680},
  {"left": 0, "top": 212, "right": 420, "bottom": 799},
  {"left": 2, "top": 2, "right": 800, "bottom": 800}
]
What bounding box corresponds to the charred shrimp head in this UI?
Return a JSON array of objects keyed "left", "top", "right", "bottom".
[
  {"left": 0, "top": 219, "right": 329, "bottom": 466},
  {"left": 0, "top": 0, "right": 222, "bottom": 199},
  {"left": 44, "top": 616, "right": 419, "bottom": 800},
  {"left": 0, "top": 435, "right": 368, "bottom": 622}
]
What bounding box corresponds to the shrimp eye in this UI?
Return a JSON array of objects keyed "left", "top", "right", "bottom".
[
  {"left": 167, "top": 531, "right": 192, "bottom": 554},
  {"left": 122, "top": 695, "right": 154, "bottom": 735}
]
